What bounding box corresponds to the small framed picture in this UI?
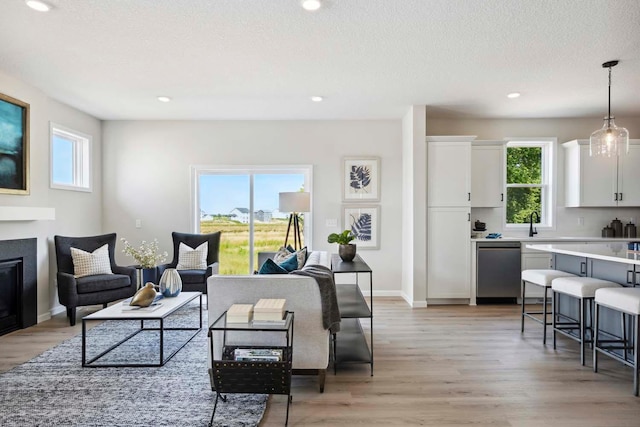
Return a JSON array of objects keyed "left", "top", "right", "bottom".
[
  {"left": 0, "top": 93, "right": 30, "bottom": 195},
  {"left": 342, "top": 157, "right": 380, "bottom": 202},
  {"left": 343, "top": 205, "right": 380, "bottom": 249}
]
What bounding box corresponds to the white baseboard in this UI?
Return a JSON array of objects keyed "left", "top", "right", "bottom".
[
  {"left": 37, "top": 312, "right": 52, "bottom": 323},
  {"left": 400, "top": 292, "right": 427, "bottom": 308}
]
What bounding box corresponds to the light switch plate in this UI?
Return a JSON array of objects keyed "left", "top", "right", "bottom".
[
  {"left": 135, "top": 219, "right": 142, "bottom": 228},
  {"left": 326, "top": 218, "right": 337, "bottom": 227}
]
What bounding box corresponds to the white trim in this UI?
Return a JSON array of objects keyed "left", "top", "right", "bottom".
[
  {"left": 503, "top": 138, "right": 557, "bottom": 230},
  {"left": 49, "top": 122, "right": 92, "bottom": 192},
  {"left": 189, "top": 165, "right": 313, "bottom": 272}
]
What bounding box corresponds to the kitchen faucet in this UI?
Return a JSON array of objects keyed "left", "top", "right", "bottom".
[{"left": 529, "top": 212, "right": 540, "bottom": 237}]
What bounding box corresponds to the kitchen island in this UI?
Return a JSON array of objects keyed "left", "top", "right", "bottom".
[{"left": 526, "top": 242, "right": 639, "bottom": 341}]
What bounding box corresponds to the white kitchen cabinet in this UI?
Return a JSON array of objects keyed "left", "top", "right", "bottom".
[
  {"left": 426, "top": 136, "right": 475, "bottom": 207},
  {"left": 564, "top": 139, "right": 640, "bottom": 207},
  {"left": 427, "top": 207, "right": 471, "bottom": 299},
  {"left": 471, "top": 141, "right": 504, "bottom": 207}
]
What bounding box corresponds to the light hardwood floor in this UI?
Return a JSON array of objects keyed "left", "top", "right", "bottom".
[{"left": 2, "top": 299, "right": 639, "bottom": 426}]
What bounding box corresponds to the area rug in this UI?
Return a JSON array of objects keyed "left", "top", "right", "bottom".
[{"left": 0, "top": 302, "right": 267, "bottom": 427}]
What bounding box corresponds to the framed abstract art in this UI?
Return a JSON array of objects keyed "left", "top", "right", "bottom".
[{"left": 0, "top": 93, "right": 29, "bottom": 195}]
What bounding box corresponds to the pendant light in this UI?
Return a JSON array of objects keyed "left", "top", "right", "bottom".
[{"left": 589, "top": 60, "right": 629, "bottom": 157}]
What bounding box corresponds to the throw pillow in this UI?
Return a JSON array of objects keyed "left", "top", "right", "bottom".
[
  {"left": 274, "top": 246, "right": 307, "bottom": 270},
  {"left": 258, "top": 258, "right": 288, "bottom": 274},
  {"left": 176, "top": 242, "right": 208, "bottom": 270},
  {"left": 70, "top": 244, "right": 113, "bottom": 278},
  {"left": 277, "top": 253, "right": 299, "bottom": 272}
]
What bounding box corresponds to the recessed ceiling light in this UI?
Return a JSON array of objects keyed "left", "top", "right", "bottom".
[
  {"left": 25, "top": 0, "right": 50, "bottom": 12},
  {"left": 310, "top": 96, "right": 324, "bottom": 102},
  {"left": 507, "top": 92, "right": 521, "bottom": 99},
  {"left": 157, "top": 96, "right": 171, "bottom": 103},
  {"left": 301, "top": 0, "right": 322, "bottom": 11}
]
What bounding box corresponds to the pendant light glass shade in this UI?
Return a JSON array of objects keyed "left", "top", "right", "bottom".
[
  {"left": 590, "top": 116, "right": 629, "bottom": 157},
  {"left": 590, "top": 60, "right": 629, "bottom": 157}
]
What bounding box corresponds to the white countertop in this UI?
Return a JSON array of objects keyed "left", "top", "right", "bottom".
[
  {"left": 471, "top": 237, "right": 630, "bottom": 242},
  {"left": 526, "top": 242, "right": 640, "bottom": 266}
]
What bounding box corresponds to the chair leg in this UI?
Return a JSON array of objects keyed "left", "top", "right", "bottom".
[
  {"left": 634, "top": 314, "right": 639, "bottom": 397},
  {"left": 593, "top": 302, "right": 599, "bottom": 373},
  {"left": 521, "top": 280, "right": 526, "bottom": 333},
  {"left": 103, "top": 303, "right": 108, "bottom": 309},
  {"left": 543, "top": 286, "right": 549, "bottom": 345},
  {"left": 67, "top": 307, "right": 76, "bottom": 326},
  {"left": 580, "top": 297, "right": 586, "bottom": 366},
  {"left": 552, "top": 290, "right": 557, "bottom": 349}
]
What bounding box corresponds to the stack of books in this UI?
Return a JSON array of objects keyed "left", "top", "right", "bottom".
[
  {"left": 234, "top": 348, "right": 283, "bottom": 362},
  {"left": 227, "top": 304, "right": 254, "bottom": 323},
  {"left": 253, "top": 298, "right": 286, "bottom": 325}
]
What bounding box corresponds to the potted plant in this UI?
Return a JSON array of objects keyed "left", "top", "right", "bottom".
[{"left": 328, "top": 230, "right": 357, "bottom": 262}]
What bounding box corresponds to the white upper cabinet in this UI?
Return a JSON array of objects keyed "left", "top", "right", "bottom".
[
  {"left": 471, "top": 142, "right": 504, "bottom": 208},
  {"left": 617, "top": 143, "right": 640, "bottom": 207},
  {"left": 563, "top": 139, "right": 640, "bottom": 207},
  {"left": 427, "top": 136, "right": 475, "bottom": 207}
]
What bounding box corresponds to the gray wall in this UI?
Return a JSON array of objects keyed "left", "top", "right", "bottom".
[
  {"left": 101, "top": 120, "right": 403, "bottom": 295},
  {"left": 0, "top": 70, "right": 103, "bottom": 320}
]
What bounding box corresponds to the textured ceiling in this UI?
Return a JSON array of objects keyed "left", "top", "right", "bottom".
[{"left": 0, "top": 0, "right": 639, "bottom": 120}]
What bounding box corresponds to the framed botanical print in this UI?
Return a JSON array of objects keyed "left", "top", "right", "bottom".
[
  {"left": 343, "top": 205, "right": 380, "bottom": 249},
  {"left": 342, "top": 157, "right": 380, "bottom": 202},
  {"left": 0, "top": 93, "right": 30, "bottom": 195}
]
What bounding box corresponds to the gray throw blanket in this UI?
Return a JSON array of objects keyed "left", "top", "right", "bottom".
[{"left": 291, "top": 265, "right": 341, "bottom": 333}]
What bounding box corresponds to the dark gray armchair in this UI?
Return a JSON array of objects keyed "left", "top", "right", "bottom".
[
  {"left": 54, "top": 233, "right": 137, "bottom": 326},
  {"left": 157, "top": 231, "right": 221, "bottom": 294}
]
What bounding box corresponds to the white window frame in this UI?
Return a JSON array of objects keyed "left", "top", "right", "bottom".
[
  {"left": 503, "top": 138, "right": 556, "bottom": 230},
  {"left": 49, "top": 122, "right": 92, "bottom": 192},
  {"left": 190, "top": 164, "right": 313, "bottom": 271}
]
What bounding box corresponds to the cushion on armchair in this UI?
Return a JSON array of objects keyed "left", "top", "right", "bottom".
[
  {"left": 177, "top": 269, "right": 208, "bottom": 284},
  {"left": 76, "top": 274, "right": 131, "bottom": 294},
  {"left": 70, "top": 244, "right": 113, "bottom": 278},
  {"left": 176, "top": 242, "right": 208, "bottom": 270}
]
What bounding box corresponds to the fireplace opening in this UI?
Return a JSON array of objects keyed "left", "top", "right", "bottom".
[{"left": 0, "top": 238, "right": 36, "bottom": 336}]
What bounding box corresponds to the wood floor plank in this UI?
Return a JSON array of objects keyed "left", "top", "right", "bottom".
[{"left": 2, "top": 298, "right": 640, "bottom": 426}]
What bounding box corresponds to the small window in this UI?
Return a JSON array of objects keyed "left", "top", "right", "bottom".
[
  {"left": 505, "top": 139, "right": 555, "bottom": 228},
  {"left": 50, "top": 123, "right": 91, "bottom": 192}
]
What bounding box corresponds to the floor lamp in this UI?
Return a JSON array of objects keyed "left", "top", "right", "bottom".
[{"left": 279, "top": 192, "right": 310, "bottom": 251}]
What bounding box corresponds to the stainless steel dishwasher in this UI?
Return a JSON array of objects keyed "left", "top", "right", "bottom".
[{"left": 476, "top": 241, "right": 521, "bottom": 303}]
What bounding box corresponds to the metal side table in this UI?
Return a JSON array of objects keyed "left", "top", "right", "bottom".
[{"left": 331, "top": 254, "right": 373, "bottom": 376}]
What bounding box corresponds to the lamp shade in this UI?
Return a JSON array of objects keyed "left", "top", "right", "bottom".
[
  {"left": 589, "top": 116, "right": 629, "bottom": 157},
  {"left": 279, "top": 192, "right": 310, "bottom": 213}
]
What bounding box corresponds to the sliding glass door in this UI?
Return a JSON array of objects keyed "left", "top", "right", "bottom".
[{"left": 193, "top": 166, "right": 311, "bottom": 274}]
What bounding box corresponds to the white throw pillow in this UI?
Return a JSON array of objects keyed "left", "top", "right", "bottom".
[
  {"left": 176, "top": 242, "right": 208, "bottom": 270},
  {"left": 70, "top": 244, "right": 113, "bottom": 278}
]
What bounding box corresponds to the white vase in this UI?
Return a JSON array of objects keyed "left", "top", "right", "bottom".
[{"left": 159, "top": 268, "right": 182, "bottom": 297}]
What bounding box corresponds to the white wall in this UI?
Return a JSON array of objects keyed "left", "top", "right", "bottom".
[
  {"left": 427, "top": 116, "right": 640, "bottom": 238},
  {"left": 0, "top": 70, "right": 103, "bottom": 321},
  {"left": 102, "top": 120, "right": 403, "bottom": 295},
  {"left": 401, "top": 106, "right": 426, "bottom": 307}
]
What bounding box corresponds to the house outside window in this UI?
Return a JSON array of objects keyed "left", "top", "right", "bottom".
[
  {"left": 504, "top": 138, "right": 555, "bottom": 229},
  {"left": 50, "top": 123, "right": 91, "bottom": 192}
]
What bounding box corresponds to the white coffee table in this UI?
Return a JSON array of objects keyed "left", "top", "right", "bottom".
[{"left": 82, "top": 291, "right": 202, "bottom": 367}]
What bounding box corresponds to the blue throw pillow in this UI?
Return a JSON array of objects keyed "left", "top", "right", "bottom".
[
  {"left": 258, "top": 258, "right": 288, "bottom": 275},
  {"left": 277, "top": 253, "right": 299, "bottom": 272}
]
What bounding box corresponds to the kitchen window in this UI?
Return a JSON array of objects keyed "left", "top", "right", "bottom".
[
  {"left": 50, "top": 123, "right": 92, "bottom": 192},
  {"left": 504, "top": 139, "right": 555, "bottom": 229}
]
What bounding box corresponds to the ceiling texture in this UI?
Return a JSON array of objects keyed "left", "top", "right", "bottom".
[{"left": 0, "top": 0, "right": 639, "bottom": 120}]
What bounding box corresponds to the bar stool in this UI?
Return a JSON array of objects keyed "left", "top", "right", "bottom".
[
  {"left": 521, "top": 269, "right": 576, "bottom": 344},
  {"left": 551, "top": 277, "right": 621, "bottom": 365},
  {"left": 593, "top": 287, "right": 640, "bottom": 396}
]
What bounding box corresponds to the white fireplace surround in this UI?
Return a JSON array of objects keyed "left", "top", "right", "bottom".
[{"left": 0, "top": 207, "right": 55, "bottom": 221}]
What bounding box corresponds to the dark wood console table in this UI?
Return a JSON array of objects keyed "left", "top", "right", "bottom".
[{"left": 331, "top": 254, "right": 373, "bottom": 376}]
